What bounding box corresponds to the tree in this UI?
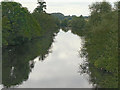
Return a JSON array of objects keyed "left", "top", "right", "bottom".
[
  {"left": 114, "top": 2, "right": 119, "bottom": 11},
  {"left": 70, "top": 15, "right": 86, "bottom": 35},
  {"left": 2, "top": 2, "right": 42, "bottom": 46},
  {"left": 89, "top": 1, "right": 112, "bottom": 25},
  {"left": 61, "top": 19, "right": 68, "bottom": 27},
  {"left": 34, "top": 1, "right": 46, "bottom": 13},
  {"left": 89, "top": 1, "right": 111, "bottom": 15}
]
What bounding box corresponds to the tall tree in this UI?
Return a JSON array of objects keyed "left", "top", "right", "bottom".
[
  {"left": 34, "top": 1, "right": 46, "bottom": 13},
  {"left": 89, "top": 1, "right": 112, "bottom": 25},
  {"left": 89, "top": 1, "right": 111, "bottom": 15}
]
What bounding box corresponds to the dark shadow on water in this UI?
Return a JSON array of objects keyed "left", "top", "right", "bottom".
[{"left": 2, "top": 31, "right": 58, "bottom": 88}]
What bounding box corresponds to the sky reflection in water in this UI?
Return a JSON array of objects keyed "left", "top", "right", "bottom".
[{"left": 18, "top": 30, "right": 92, "bottom": 88}]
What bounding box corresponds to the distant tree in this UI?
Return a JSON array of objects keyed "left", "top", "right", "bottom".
[
  {"left": 34, "top": 1, "right": 46, "bottom": 13},
  {"left": 51, "top": 13, "right": 65, "bottom": 20},
  {"left": 61, "top": 19, "right": 68, "bottom": 27},
  {"left": 70, "top": 15, "right": 86, "bottom": 34}
]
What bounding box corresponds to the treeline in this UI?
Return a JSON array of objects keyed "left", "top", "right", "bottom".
[
  {"left": 51, "top": 13, "right": 86, "bottom": 28},
  {"left": 2, "top": 2, "right": 60, "bottom": 47},
  {"left": 64, "top": 1, "right": 118, "bottom": 88}
]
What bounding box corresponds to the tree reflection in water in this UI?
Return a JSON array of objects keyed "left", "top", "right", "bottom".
[
  {"left": 3, "top": 29, "right": 118, "bottom": 88},
  {"left": 79, "top": 46, "right": 118, "bottom": 88},
  {"left": 2, "top": 32, "right": 58, "bottom": 88}
]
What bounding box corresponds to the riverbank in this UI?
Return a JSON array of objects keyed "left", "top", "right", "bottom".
[
  {"left": 1, "top": 1, "right": 119, "bottom": 88},
  {"left": 69, "top": 1, "right": 118, "bottom": 88}
]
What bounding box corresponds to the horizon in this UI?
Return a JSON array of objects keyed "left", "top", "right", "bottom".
[{"left": 0, "top": 0, "right": 118, "bottom": 16}]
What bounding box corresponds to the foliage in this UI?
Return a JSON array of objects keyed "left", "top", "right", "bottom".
[
  {"left": 2, "top": 2, "right": 60, "bottom": 47},
  {"left": 84, "top": 2, "right": 118, "bottom": 88},
  {"left": 70, "top": 15, "right": 86, "bottom": 36},
  {"left": 34, "top": 2, "right": 46, "bottom": 13},
  {"left": 32, "top": 12, "right": 60, "bottom": 36},
  {"left": 2, "top": 2, "right": 42, "bottom": 46},
  {"left": 2, "top": 30, "right": 57, "bottom": 87},
  {"left": 2, "top": 1, "right": 119, "bottom": 88},
  {"left": 61, "top": 19, "right": 69, "bottom": 27},
  {"left": 51, "top": 13, "right": 76, "bottom": 28},
  {"left": 51, "top": 13, "right": 65, "bottom": 20},
  {"left": 89, "top": 2, "right": 112, "bottom": 15},
  {"left": 70, "top": 1, "right": 118, "bottom": 88},
  {"left": 2, "top": 1, "right": 60, "bottom": 87}
]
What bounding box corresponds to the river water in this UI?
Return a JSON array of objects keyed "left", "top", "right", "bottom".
[{"left": 2, "top": 29, "right": 93, "bottom": 88}]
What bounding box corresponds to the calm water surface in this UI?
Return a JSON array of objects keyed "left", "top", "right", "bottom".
[{"left": 2, "top": 29, "right": 93, "bottom": 88}]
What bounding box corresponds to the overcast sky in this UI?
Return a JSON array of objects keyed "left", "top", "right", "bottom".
[{"left": 1, "top": 0, "right": 118, "bottom": 16}]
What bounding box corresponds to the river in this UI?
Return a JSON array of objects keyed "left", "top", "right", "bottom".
[{"left": 2, "top": 29, "right": 93, "bottom": 88}]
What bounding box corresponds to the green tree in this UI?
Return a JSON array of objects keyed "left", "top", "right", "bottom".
[
  {"left": 61, "top": 19, "right": 68, "bottom": 27},
  {"left": 34, "top": 1, "right": 46, "bottom": 13},
  {"left": 32, "top": 12, "right": 60, "bottom": 36},
  {"left": 89, "top": 1, "right": 111, "bottom": 15},
  {"left": 79, "top": 1, "right": 118, "bottom": 88},
  {"left": 2, "top": 26, "right": 57, "bottom": 87},
  {"left": 2, "top": 2, "right": 42, "bottom": 46},
  {"left": 89, "top": 1, "right": 112, "bottom": 25},
  {"left": 70, "top": 15, "right": 86, "bottom": 36}
]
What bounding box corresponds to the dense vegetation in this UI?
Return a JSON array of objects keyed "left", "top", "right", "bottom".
[
  {"left": 2, "top": 30, "right": 57, "bottom": 87},
  {"left": 2, "top": 1, "right": 59, "bottom": 87},
  {"left": 51, "top": 13, "right": 78, "bottom": 28},
  {"left": 32, "top": 12, "right": 60, "bottom": 36},
  {"left": 51, "top": 13, "right": 65, "bottom": 20},
  {"left": 86, "top": 3, "right": 118, "bottom": 88},
  {"left": 70, "top": 15, "right": 87, "bottom": 35},
  {"left": 2, "top": 2, "right": 60, "bottom": 47},
  {"left": 1, "top": 1, "right": 119, "bottom": 88},
  {"left": 2, "top": 2, "right": 41, "bottom": 46},
  {"left": 69, "top": 1, "right": 118, "bottom": 88}
]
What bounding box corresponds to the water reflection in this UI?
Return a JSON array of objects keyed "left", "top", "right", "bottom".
[
  {"left": 2, "top": 29, "right": 93, "bottom": 88},
  {"left": 2, "top": 31, "right": 57, "bottom": 88},
  {"left": 79, "top": 63, "right": 118, "bottom": 88},
  {"left": 77, "top": 35, "right": 118, "bottom": 88}
]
